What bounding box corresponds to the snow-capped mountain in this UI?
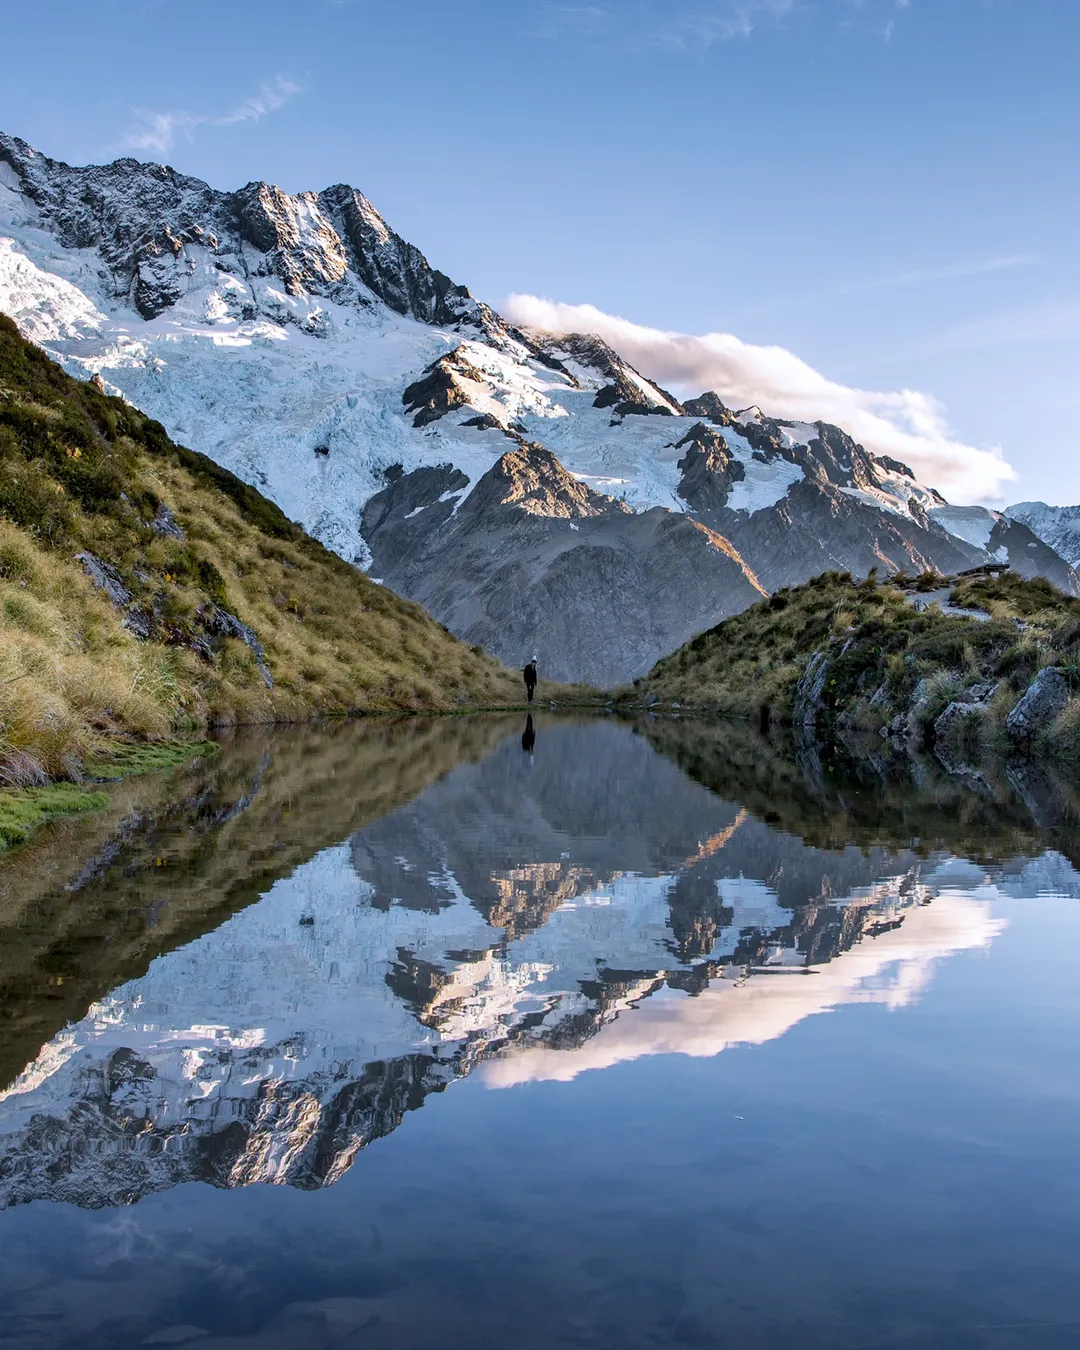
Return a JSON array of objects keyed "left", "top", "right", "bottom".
[
  {"left": 1, "top": 131, "right": 1075, "bottom": 682},
  {"left": 0, "top": 720, "right": 1009, "bottom": 1210},
  {"left": 1005, "top": 502, "right": 1080, "bottom": 569}
]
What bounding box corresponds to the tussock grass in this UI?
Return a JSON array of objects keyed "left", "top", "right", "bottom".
[
  {"left": 623, "top": 569, "right": 1080, "bottom": 754},
  {"left": 0, "top": 314, "right": 550, "bottom": 788}
]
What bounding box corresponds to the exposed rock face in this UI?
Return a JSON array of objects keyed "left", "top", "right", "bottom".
[
  {"left": 528, "top": 331, "right": 682, "bottom": 417},
  {"left": 676, "top": 423, "right": 746, "bottom": 511},
  {"left": 793, "top": 651, "right": 829, "bottom": 730},
  {"left": 363, "top": 443, "right": 766, "bottom": 684},
  {"left": 148, "top": 502, "right": 184, "bottom": 538},
  {"left": 686, "top": 475, "right": 978, "bottom": 593},
  {"left": 319, "top": 183, "right": 491, "bottom": 330},
  {"left": 0, "top": 131, "right": 501, "bottom": 332},
  {"left": 75, "top": 550, "right": 131, "bottom": 607},
  {"left": 402, "top": 348, "right": 492, "bottom": 428},
  {"left": 1006, "top": 667, "right": 1070, "bottom": 739},
  {"left": 200, "top": 606, "right": 274, "bottom": 688},
  {"left": 668, "top": 408, "right": 998, "bottom": 592},
  {"left": 682, "top": 392, "right": 740, "bottom": 427}
]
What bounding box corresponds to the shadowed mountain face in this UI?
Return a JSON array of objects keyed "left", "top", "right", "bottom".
[
  {"left": 0, "top": 716, "right": 1076, "bottom": 1211},
  {"left": 361, "top": 445, "right": 767, "bottom": 683}
]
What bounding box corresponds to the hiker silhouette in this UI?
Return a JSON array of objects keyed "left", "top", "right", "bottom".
[{"left": 523, "top": 655, "right": 538, "bottom": 704}]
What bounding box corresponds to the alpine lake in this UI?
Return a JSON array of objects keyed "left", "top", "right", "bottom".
[{"left": 0, "top": 713, "right": 1078, "bottom": 1350}]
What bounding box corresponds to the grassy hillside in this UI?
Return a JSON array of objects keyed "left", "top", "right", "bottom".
[
  {"left": 0, "top": 315, "right": 548, "bottom": 787},
  {"left": 625, "top": 568, "right": 1080, "bottom": 755}
]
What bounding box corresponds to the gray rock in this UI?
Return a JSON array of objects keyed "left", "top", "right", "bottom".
[
  {"left": 363, "top": 443, "right": 766, "bottom": 686},
  {"left": 793, "top": 651, "right": 829, "bottom": 730},
  {"left": 933, "top": 680, "right": 999, "bottom": 743},
  {"left": 0, "top": 129, "right": 505, "bottom": 338},
  {"left": 148, "top": 503, "right": 184, "bottom": 539},
  {"left": 75, "top": 551, "right": 132, "bottom": 608},
  {"left": 201, "top": 606, "right": 274, "bottom": 688},
  {"left": 1006, "top": 666, "right": 1070, "bottom": 738}
]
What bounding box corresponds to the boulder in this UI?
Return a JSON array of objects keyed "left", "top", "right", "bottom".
[
  {"left": 933, "top": 680, "right": 999, "bottom": 743},
  {"left": 1006, "top": 666, "right": 1070, "bottom": 739}
]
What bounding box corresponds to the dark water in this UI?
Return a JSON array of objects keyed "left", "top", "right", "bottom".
[{"left": 1, "top": 715, "right": 1079, "bottom": 1349}]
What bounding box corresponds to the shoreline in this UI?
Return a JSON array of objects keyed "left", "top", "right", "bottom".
[{"left": 0, "top": 699, "right": 608, "bottom": 850}]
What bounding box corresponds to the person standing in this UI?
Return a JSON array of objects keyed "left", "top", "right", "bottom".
[{"left": 523, "top": 655, "right": 538, "bottom": 704}]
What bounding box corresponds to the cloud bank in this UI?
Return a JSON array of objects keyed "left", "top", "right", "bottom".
[
  {"left": 503, "top": 294, "right": 1015, "bottom": 504},
  {"left": 120, "top": 76, "right": 301, "bottom": 156}
]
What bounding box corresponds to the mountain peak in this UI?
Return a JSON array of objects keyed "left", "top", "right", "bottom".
[{"left": 0, "top": 128, "right": 499, "bottom": 331}]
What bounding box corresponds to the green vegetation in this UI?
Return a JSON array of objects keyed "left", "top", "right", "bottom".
[
  {"left": 0, "top": 782, "right": 109, "bottom": 849},
  {"left": 0, "top": 738, "right": 218, "bottom": 847},
  {"left": 84, "top": 738, "right": 220, "bottom": 780},
  {"left": 0, "top": 314, "right": 545, "bottom": 790},
  {"left": 625, "top": 568, "right": 1080, "bottom": 755}
]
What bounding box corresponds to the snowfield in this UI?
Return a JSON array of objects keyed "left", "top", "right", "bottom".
[{"left": 0, "top": 154, "right": 968, "bottom": 566}]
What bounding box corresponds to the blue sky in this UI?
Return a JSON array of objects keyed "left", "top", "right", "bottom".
[{"left": 0, "top": 0, "right": 1077, "bottom": 504}]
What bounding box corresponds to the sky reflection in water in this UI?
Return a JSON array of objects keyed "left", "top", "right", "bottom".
[{"left": 0, "top": 715, "right": 1078, "bottom": 1349}]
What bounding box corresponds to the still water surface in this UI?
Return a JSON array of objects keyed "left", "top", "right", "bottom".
[{"left": 0, "top": 715, "right": 1079, "bottom": 1348}]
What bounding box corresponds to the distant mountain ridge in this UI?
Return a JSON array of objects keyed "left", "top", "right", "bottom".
[
  {"left": 1, "top": 130, "right": 1076, "bottom": 682},
  {"left": 1005, "top": 502, "right": 1080, "bottom": 568}
]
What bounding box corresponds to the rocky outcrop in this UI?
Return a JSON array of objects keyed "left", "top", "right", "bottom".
[
  {"left": 528, "top": 331, "right": 682, "bottom": 416},
  {"left": 319, "top": 183, "right": 501, "bottom": 333},
  {"left": 402, "top": 348, "right": 490, "bottom": 427},
  {"left": 75, "top": 550, "right": 131, "bottom": 608},
  {"left": 682, "top": 392, "right": 740, "bottom": 427},
  {"left": 1006, "top": 667, "right": 1070, "bottom": 739},
  {"left": 934, "top": 680, "right": 999, "bottom": 745},
  {"left": 676, "top": 423, "right": 746, "bottom": 512},
  {"left": 74, "top": 551, "right": 272, "bottom": 681},
  {"left": 199, "top": 605, "right": 274, "bottom": 688},
  {"left": 793, "top": 651, "right": 829, "bottom": 730},
  {"left": 148, "top": 502, "right": 184, "bottom": 538}
]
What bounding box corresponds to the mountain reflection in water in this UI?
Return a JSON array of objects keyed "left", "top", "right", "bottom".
[{"left": 1, "top": 715, "right": 1077, "bottom": 1215}]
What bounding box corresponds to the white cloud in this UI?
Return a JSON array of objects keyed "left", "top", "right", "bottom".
[
  {"left": 535, "top": 0, "right": 796, "bottom": 48},
  {"left": 503, "top": 293, "right": 1016, "bottom": 503},
  {"left": 119, "top": 76, "right": 301, "bottom": 156}
]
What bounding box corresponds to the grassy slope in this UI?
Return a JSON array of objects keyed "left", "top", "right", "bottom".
[
  {"left": 626, "top": 569, "right": 1080, "bottom": 752},
  {"left": 0, "top": 315, "right": 556, "bottom": 786}
]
